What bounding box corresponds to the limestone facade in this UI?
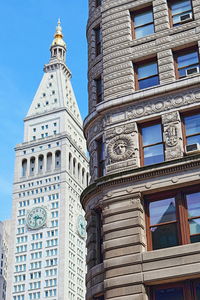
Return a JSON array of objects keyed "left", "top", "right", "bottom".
[{"left": 82, "top": 0, "right": 200, "bottom": 299}]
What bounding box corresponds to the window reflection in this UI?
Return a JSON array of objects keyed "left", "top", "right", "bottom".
[
  {"left": 133, "top": 8, "right": 154, "bottom": 39},
  {"left": 184, "top": 113, "right": 200, "bottom": 145},
  {"left": 170, "top": 0, "right": 193, "bottom": 26},
  {"left": 137, "top": 61, "right": 159, "bottom": 89},
  {"left": 176, "top": 50, "right": 199, "bottom": 78},
  {"left": 149, "top": 198, "right": 178, "bottom": 250},
  {"left": 141, "top": 123, "right": 164, "bottom": 166}
]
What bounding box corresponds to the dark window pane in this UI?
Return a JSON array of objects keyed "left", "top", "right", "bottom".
[
  {"left": 155, "top": 286, "right": 184, "bottom": 300},
  {"left": 150, "top": 198, "right": 176, "bottom": 225},
  {"left": 138, "top": 62, "right": 158, "bottom": 79},
  {"left": 134, "top": 10, "right": 153, "bottom": 27},
  {"left": 177, "top": 51, "right": 198, "bottom": 68},
  {"left": 187, "top": 192, "right": 200, "bottom": 217},
  {"left": 186, "top": 135, "right": 200, "bottom": 145},
  {"left": 195, "top": 282, "right": 200, "bottom": 300},
  {"left": 144, "top": 144, "right": 164, "bottom": 165},
  {"left": 189, "top": 218, "right": 200, "bottom": 235},
  {"left": 142, "top": 124, "right": 162, "bottom": 146},
  {"left": 191, "top": 235, "right": 200, "bottom": 243},
  {"left": 139, "top": 76, "right": 159, "bottom": 89},
  {"left": 185, "top": 114, "right": 200, "bottom": 135},
  {"left": 171, "top": 0, "right": 192, "bottom": 15},
  {"left": 151, "top": 223, "right": 179, "bottom": 250},
  {"left": 135, "top": 24, "right": 154, "bottom": 38}
]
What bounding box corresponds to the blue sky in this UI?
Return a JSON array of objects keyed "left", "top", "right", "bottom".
[{"left": 0, "top": 1, "right": 88, "bottom": 220}]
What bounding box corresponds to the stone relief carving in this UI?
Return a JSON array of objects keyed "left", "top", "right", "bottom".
[
  {"left": 164, "top": 125, "right": 178, "bottom": 147},
  {"left": 88, "top": 140, "right": 98, "bottom": 183},
  {"left": 162, "top": 111, "right": 184, "bottom": 160},
  {"left": 107, "top": 134, "right": 135, "bottom": 163},
  {"left": 105, "top": 122, "right": 139, "bottom": 173}
]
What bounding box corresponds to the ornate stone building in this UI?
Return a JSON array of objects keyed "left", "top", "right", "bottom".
[{"left": 81, "top": 0, "right": 200, "bottom": 299}]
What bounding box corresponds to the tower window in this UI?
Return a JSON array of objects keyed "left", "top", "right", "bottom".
[
  {"left": 46, "top": 101, "right": 49, "bottom": 105},
  {"left": 33, "top": 128, "right": 36, "bottom": 132},
  {"left": 131, "top": 7, "right": 155, "bottom": 39},
  {"left": 43, "top": 93, "right": 46, "bottom": 97}
]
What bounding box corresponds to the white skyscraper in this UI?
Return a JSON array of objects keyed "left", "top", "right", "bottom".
[
  {"left": 7, "top": 20, "right": 89, "bottom": 300},
  {"left": 0, "top": 220, "right": 11, "bottom": 300}
]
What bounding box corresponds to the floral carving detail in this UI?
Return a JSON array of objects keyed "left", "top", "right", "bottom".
[
  {"left": 107, "top": 134, "right": 135, "bottom": 163},
  {"left": 165, "top": 125, "right": 178, "bottom": 147}
]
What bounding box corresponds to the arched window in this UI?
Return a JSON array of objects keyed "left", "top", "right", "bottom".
[
  {"left": 22, "top": 159, "right": 27, "bottom": 177},
  {"left": 78, "top": 163, "right": 81, "bottom": 181},
  {"left": 47, "top": 153, "right": 52, "bottom": 171},
  {"left": 82, "top": 168, "right": 85, "bottom": 185},
  {"left": 38, "top": 155, "right": 44, "bottom": 173},
  {"left": 73, "top": 158, "right": 76, "bottom": 176},
  {"left": 55, "top": 150, "right": 61, "bottom": 169},
  {"left": 86, "top": 172, "right": 89, "bottom": 186},
  {"left": 30, "top": 157, "right": 35, "bottom": 176},
  {"left": 69, "top": 153, "right": 72, "bottom": 171}
]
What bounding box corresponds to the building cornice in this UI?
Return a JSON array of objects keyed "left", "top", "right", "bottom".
[
  {"left": 81, "top": 154, "right": 200, "bottom": 207},
  {"left": 15, "top": 133, "right": 88, "bottom": 161}
]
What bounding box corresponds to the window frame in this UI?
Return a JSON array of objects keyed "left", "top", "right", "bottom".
[
  {"left": 139, "top": 120, "right": 165, "bottom": 167},
  {"left": 181, "top": 110, "right": 200, "bottom": 149},
  {"left": 168, "top": 0, "right": 193, "bottom": 27},
  {"left": 134, "top": 58, "right": 160, "bottom": 90},
  {"left": 151, "top": 279, "right": 200, "bottom": 300},
  {"left": 145, "top": 185, "right": 200, "bottom": 251},
  {"left": 174, "top": 46, "right": 200, "bottom": 79},
  {"left": 131, "top": 6, "right": 155, "bottom": 40}
]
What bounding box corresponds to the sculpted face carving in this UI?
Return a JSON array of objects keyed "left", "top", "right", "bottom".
[
  {"left": 114, "top": 140, "right": 127, "bottom": 155},
  {"left": 107, "top": 134, "right": 135, "bottom": 163}
]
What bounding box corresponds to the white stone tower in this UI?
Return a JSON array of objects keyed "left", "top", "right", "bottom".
[{"left": 7, "top": 20, "right": 88, "bottom": 300}]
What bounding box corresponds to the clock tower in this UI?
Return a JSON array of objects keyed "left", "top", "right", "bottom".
[{"left": 7, "top": 20, "right": 88, "bottom": 300}]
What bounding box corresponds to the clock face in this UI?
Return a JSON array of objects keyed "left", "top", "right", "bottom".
[
  {"left": 26, "top": 207, "right": 47, "bottom": 230},
  {"left": 77, "top": 215, "right": 86, "bottom": 238}
]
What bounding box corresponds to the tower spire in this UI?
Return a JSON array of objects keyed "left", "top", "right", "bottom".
[{"left": 50, "top": 19, "right": 66, "bottom": 62}]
